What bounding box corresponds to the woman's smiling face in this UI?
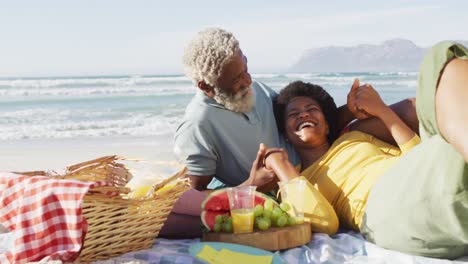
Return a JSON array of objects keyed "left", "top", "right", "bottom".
[{"left": 284, "top": 96, "right": 330, "bottom": 148}]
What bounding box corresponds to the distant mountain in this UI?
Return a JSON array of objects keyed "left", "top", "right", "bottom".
[{"left": 289, "top": 39, "right": 468, "bottom": 73}]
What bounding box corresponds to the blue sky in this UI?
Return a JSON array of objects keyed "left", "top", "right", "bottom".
[{"left": 0, "top": 0, "right": 466, "bottom": 77}]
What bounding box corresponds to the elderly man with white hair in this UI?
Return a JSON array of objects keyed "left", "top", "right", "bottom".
[
  {"left": 159, "top": 27, "right": 418, "bottom": 238},
  {"left": 174, "top": 28, "right": 300, "bottom": 192}
]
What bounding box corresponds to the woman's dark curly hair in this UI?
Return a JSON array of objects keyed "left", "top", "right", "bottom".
[{"left": 274, "top": 81, "right": 339, "bottom": 144}]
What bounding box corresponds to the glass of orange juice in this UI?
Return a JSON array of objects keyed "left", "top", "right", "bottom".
[
  {"left": 227, "top": 186, "right": 256, "bottom": 234},
  {"left": 278, "top": 178, "right": 306, "bottom": 223}
]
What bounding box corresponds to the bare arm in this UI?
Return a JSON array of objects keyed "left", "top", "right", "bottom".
[
  {"left": 436, "top": 58, "right": 468, "bottom": 162},
  {"left": 185, "top": 144, "right": 278, "bottom": 193},
  {"left": 348, "top": 98, "right": 418, "bottom": 145},
  {"left": 336, "top": 104, "right": 356, "bottom": 132},
  {"left": 263, "top": 149, "right": 299, "bottom": 182},
  {"left": 341, "top": 79, "right": 419, "bottom": 145},
  {"left": 336, "top": 79, "right": 370, "bottom": 131},
  {"left": 240, "top": 143, "right": 278, "bottom": 193},
  {"left": 184, "top": 174, "right": 216, "bottom": 193},
  {"left": 353, "top": 84, "right": 416, "bottom": 146}
]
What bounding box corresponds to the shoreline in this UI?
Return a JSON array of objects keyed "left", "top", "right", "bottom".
[{"left": 0, "top": 134, "right": 178, "bottom": 174}]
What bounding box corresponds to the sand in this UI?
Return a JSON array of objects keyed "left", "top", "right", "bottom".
[{"left": 0, "top": 134, "right": 180, "bottom": 177}]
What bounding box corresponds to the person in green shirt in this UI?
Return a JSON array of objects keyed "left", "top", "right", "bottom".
[{"left": 262, "top": 42, "right": 468, "bottom": 259}]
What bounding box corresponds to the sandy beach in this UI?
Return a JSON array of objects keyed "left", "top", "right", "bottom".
[{"left": 0, "top": 133, "right": 180, "bottom": 179}]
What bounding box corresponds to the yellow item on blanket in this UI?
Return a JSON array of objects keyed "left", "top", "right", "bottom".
[
  {"left": 196, "top": 245, "right": 272, "bottom": 264},
  {"left": 197, "top": 245, "right": 220, "bottom": 263}
]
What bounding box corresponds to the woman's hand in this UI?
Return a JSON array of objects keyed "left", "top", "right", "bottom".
[
  {"left": 347, "top": 79, "right": 371, "bottom": 120},
  {"left": 353, "top": 83, "right": 388, "bottom": 118},
  {"left": 264, "top": 148, "right": 289, "bottom": 170},
  {"left": 353, "top": 83, "right": 417, "bottom": 147},
  {"left": 263, "top": 147, "right": 299, "bottom": 182}
]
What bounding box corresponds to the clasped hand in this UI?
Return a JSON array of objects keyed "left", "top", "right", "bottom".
[
  {"left": 247, "top": 143, "right": 286, "bottom": 192},
  {"left": 347, "top": 79, "right": 387, "bottom": 119}
]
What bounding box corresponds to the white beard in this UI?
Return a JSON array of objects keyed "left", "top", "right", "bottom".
[{"left": 213, "top": 85, "right": 255, "bottom": 113}]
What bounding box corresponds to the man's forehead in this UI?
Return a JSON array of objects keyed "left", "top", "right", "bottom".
[{"left": 221, "top": 50, "right": 244, "bottom": 78}]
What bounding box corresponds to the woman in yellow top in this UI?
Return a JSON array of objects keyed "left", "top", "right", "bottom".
[
  {"left": 264, "top": 80, "right": 420, "bottom": 234},
  {"left": 262, "top": 42, "right": 468, "bottom": 259}
]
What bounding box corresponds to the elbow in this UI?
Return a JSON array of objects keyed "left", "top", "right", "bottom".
[
  {"left": 319, "top": 213, "right": 339, "bottom": 235},
  {"left": 184, "top": 174, "right": 210, "bottom": 191},
  {"left": 400, "top": 97, "right": 419, "bottom": 134},
  {"left": 305, "top": 212, "right": 339, "bottom": 235},
  {"left": 326, "top": 216, "right": 339, "bottom": 235}
]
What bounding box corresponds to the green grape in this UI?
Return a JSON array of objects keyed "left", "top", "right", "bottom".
[
  {"left": 257, "top": 218, "right": 269, "bottom": 231},
  {"left": 271, "top": 207, "right": 283, "bottom": 222},
  {"left": 254, "top": 216, "right": 263, "bottom": 228},
  {"left": 280, "top": 202, "right": 291, "bottom": 212},
  {"left": 262, "top": 209, "right": 272, "bottom": 219},
  {"left": 213, "top": 223, "right": 222, "bottom": 232},
  {"left": 287, "top": 216, "right": 296, "bottom": 226},
  {"left": 264, "top": 200, "right": 274, "bottom": 211},
  {"left": 225, "top": 216, "right": 233, "bottom": 225},
  {"left": 253, "top": 204, "right": 264, "bottom": 217},
  {"left": 276, "top": 215, "right": 287, "bottom": 227},
  {"left": 263, "top": 216, "right": 272, "bottom": 227},
  {"left": 215, "top": 214, "right": 224, "bottom": 224},
  {"left": 222, "top": 214, "right": 230, "bottom": 222},
  {"left": 222, "top": 222, "right": 233, "bottom": 233}
]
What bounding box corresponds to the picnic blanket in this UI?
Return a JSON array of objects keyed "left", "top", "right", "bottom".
[
  {"left": 1, "top": 170, "right": 467, "bottom": 263},
  {"left": 0, "top": 172, "right": 113, "bottom": 263},
  {"left": 2, "top": 220, "right": 468, "bottom": 263},
  {"left": 111, "top": 231, "right": 468, "bottom": 264}
]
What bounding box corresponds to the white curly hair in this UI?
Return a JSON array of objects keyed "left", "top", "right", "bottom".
[{"left": 183, "top": 28, "right": 240, "bottom": 87}]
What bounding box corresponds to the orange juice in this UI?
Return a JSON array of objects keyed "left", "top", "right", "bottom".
[{"left": 231, "top": 208, "right": 254, "bottom": 234}]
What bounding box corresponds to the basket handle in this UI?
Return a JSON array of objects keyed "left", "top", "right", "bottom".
[{"left": 152, "top": 166, "right": 188, "bottom": 192}]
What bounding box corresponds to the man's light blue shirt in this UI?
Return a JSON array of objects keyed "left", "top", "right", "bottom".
[{"left": 174, "top": 81, "right": 298, "bottom": 189}]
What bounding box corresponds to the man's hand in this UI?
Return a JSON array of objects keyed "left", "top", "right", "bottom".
[
  {"left": 347, "top": 79, "right": 371, "bottom": 120},
  {"left": 244, "top": 143, "right": 277, "bottom": 192}
]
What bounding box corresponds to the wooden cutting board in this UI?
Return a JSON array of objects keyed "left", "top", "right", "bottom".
[{"left": 202, "top": 223, "right": 311, "bottom": 251}]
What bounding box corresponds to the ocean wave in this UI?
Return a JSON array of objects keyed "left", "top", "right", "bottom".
[
  {"left": 0, "top": 110, "right": 182, "bottom": 140},
  {"left": 0, "top": 75, "right": 191, "bottom": 89},
  {"left": 253, "top": 73, "right": 417, "bottom": 83},
  {"left": 0, "top": 84, "right": 195, "bottom": 98},
  {"left": 266, "top": 78, "right": 417, "bottom": 89},
  {"left": 0, "top": 73, "right": 417, "bottom": 94},
  {"left": 375, "top": 72, "right": 418, "bottom": 77}
]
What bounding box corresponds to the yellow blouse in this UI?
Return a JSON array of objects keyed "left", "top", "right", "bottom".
[{"left": 283, "top": 131, "right": 421, "bottom": 234}]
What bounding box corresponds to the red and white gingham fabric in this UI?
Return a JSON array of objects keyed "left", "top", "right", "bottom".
[{"left": 0, "top": 172, "right": 113, "bottom": 263}]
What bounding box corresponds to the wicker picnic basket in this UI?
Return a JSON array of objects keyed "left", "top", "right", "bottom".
[{"left": 19, "top": 155, "right": 191, "bottom": 262}]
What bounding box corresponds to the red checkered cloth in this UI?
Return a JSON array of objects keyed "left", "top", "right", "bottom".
[{"left": 0, "top": 172, "right": 114, "bottom": 263}]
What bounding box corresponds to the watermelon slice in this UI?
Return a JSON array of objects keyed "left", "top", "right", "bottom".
[
  {"left": 200, "top": 188, "right": 277, "bottom": 231},
  {"left": 200, "top": 210, "right": 230, "bottom": 231}
]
